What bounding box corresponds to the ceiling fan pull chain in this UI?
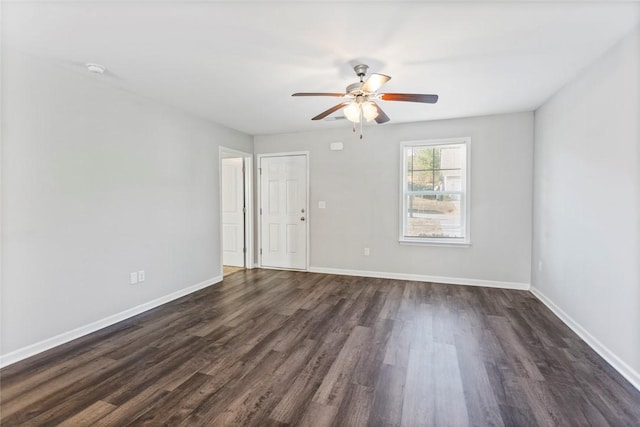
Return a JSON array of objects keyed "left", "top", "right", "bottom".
[{"left": 360, "top": 111, "right": 364, "bottom": 139}]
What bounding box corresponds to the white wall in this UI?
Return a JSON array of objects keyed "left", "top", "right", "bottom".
[
  {"left": 0, "top": 50, "right": 252, "bottom": 361},
  {"left": 255, "top": 112, "right": 533, "bottom": 288},
  {"left": 532, "top": 27, "right": 640, "bottom": 387}
]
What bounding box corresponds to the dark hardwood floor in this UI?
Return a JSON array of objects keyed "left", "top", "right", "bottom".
[{"left": 1, "top": 269, "right": 639, "bottom": 426}]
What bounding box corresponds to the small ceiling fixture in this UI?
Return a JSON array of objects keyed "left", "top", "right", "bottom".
[
  {"left": 293, "top": 64, "right": 439, "bottom": 139},
  {"left": 85, "top": 63, "right": 106, "bottom": 74}
]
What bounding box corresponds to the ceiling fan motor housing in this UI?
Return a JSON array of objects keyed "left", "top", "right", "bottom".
[{"left": 346, "top": 81, "right": 364, "bottom": 94}]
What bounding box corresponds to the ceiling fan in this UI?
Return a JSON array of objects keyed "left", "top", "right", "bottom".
[{"left": 292, "top": 64, "right": 438, "bottom": 138}]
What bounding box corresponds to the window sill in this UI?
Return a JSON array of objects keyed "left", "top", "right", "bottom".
[{"left": 399, "top": 238, "right": 471, "bottom": 248}]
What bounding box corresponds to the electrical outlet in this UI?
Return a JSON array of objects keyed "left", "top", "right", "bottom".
[
  {"left": 138, "top": 270, "right": 145, "bottom": 282},
  {"left": 364, "top": 247, "right": 370, "bottom": 256},
  {"left": 130, "top": 272, "right": 138, "bottom": 285}
]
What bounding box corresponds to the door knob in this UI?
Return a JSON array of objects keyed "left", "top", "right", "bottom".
[{"left": 300, "top": 217, "right": 305, "bottom": 221}]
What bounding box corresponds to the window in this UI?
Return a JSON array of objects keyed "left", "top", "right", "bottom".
[{"left": 400, "top": 138, "right": 470, "bottom": 245}]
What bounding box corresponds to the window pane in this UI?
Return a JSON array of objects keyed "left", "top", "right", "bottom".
[
  {"left": 443, "top": 175, "right": 461, "bottom": 191},
  {"left": 407, "top": 171, "right": 436, "bottom": 191},
  {"left": 431, "top": 146, "right": 442, "bottom": 169},
  {"left": 405, "top": 194, "right": 463, "bottom": 238},
  {"left": 412, "top": 147, "right": 434, "bottom": 170},
  {"left": 439, "top": 145, "right": 463, "bottom": 169},
  {"left": 432, "top": 170, "right": 443, "bottom": 191}
]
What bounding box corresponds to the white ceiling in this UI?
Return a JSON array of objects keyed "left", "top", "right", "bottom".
[{"left": 3, "top": 1, "right": 640, "bottom": 135}]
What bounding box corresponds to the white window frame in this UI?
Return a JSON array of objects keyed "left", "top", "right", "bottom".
[{"left": 399, "top": 137, "right": 471, "bottom": 246}]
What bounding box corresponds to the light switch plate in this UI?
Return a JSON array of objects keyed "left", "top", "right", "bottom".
[
  {"left": 318, "top": 201, "right": 326, "bottom": 209},
  {"left": 138, "top": 270, "right": 145, "bottom": 282},
  {"left": 130, "top": 272, "right": 138, "bottom": 285}
]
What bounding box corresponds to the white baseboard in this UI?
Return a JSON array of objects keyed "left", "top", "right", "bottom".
[
  {"left": 530, "top": 286, "right": 640, "bottom": 392},
  {"left": 308, "top": 266, "right": 530, "bottom": 291},
  {"left": 0, "top": 275, "right": 222, "bottom": 369}
]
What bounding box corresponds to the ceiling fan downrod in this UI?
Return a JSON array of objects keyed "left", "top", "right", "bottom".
[{"left": 353, "top": 64, "right": 369, "bottom": 83}]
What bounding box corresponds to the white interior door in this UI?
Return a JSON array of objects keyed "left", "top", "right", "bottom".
[
  {"left": 222, "top": 157, "right": 245, "bottom": 267},
  {"left": 260, "top": 155, "right": 308, "bottom": 270}
]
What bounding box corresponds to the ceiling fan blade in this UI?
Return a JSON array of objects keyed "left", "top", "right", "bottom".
[
  {"left": 292, "top": 92, "right": 345, "bottom": 97},
  {"left": 373, "top": 102, "right": 390, "bottom": 124},
  {"left": 311, "top": 102, "right": 350, "bottom": 120},
  {"left": 361, "top": 73, "right": 391, "bottom": 93},
  {"left": 379, "top": 93, "right": 438, "bottom": 103}
]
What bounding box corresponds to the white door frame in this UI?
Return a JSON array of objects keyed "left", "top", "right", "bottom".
[
  {"left": 257, "top": 151, "right": 310, "bottom": 271},
  {"left": 219, "top": 146, "right": 254, "bottom": 271}
]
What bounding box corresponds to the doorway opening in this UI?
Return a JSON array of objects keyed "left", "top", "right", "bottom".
[{"left": 220, "top": 147, "right": 253, "bottom": 278}]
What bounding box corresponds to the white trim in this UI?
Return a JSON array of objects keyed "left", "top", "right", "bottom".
[
  {"left": 244, "top": 156, "right": 254, "bottom": 269},
  {"left": 399, "top": 240, "right": 471, "bottom": 248},
  {"left": 260, "top": 265, "right": 308, "bottom": 272},
  {"left": 256, "top": 151, "right": 310, "bottom": 271},
  {"left": 399, "top": 137, "right": 471, "bottom": 245},
  {"left": 530, "top": 286, "right": 640, "bottom": 392},
  {"left": 257, "top": 151, "right": 311, "bottom": 158},
  {"left": 309, "top": 266, "right": 529, "bottom": 290},
  {"left": 0, "top": 275, "right": 222, "bottom": 368},
  {"left": 399, "top": 238, "right": 471, "bottom": 247},
  {"left": 219, "top": 147, "right": 254, "bottom": 269}
]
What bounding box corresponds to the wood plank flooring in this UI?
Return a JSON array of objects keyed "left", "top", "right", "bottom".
[
  {"left": 2, "top": 269, "right": 639, "bottom": 426},
  {"left": 223, "top": 266, "right": 245, "bottom": 277}
]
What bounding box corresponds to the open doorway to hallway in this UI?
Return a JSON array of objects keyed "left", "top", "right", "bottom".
[{"left": 220, "top": 147, "right": 253, "bottom": 278}]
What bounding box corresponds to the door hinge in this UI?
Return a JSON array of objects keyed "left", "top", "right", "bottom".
[
  {"left": 243, "top": 206, "right": 246, "bottom": 214},
  {"left": 258, "top": 168, "right": 262, "bottom": 175},
  {"left": 243, "top": 247, "right": 246, "bottom": 254},
  {"left": 260, "top": 248, "right": 262, "bottom": 255},
  {"left": 260, "top": 208, "right": 262, "bottom": 215}
]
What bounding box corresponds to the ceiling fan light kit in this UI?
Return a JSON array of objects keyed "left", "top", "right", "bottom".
[
  {"left": 343, "top": 103, "right": 361, "bottom": 122},
  {"left": 292, "top": 63, "right": 439, "bottom": 139},
  {"left": 343, "top": 100, "right": 378, "bottom": 123}
]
